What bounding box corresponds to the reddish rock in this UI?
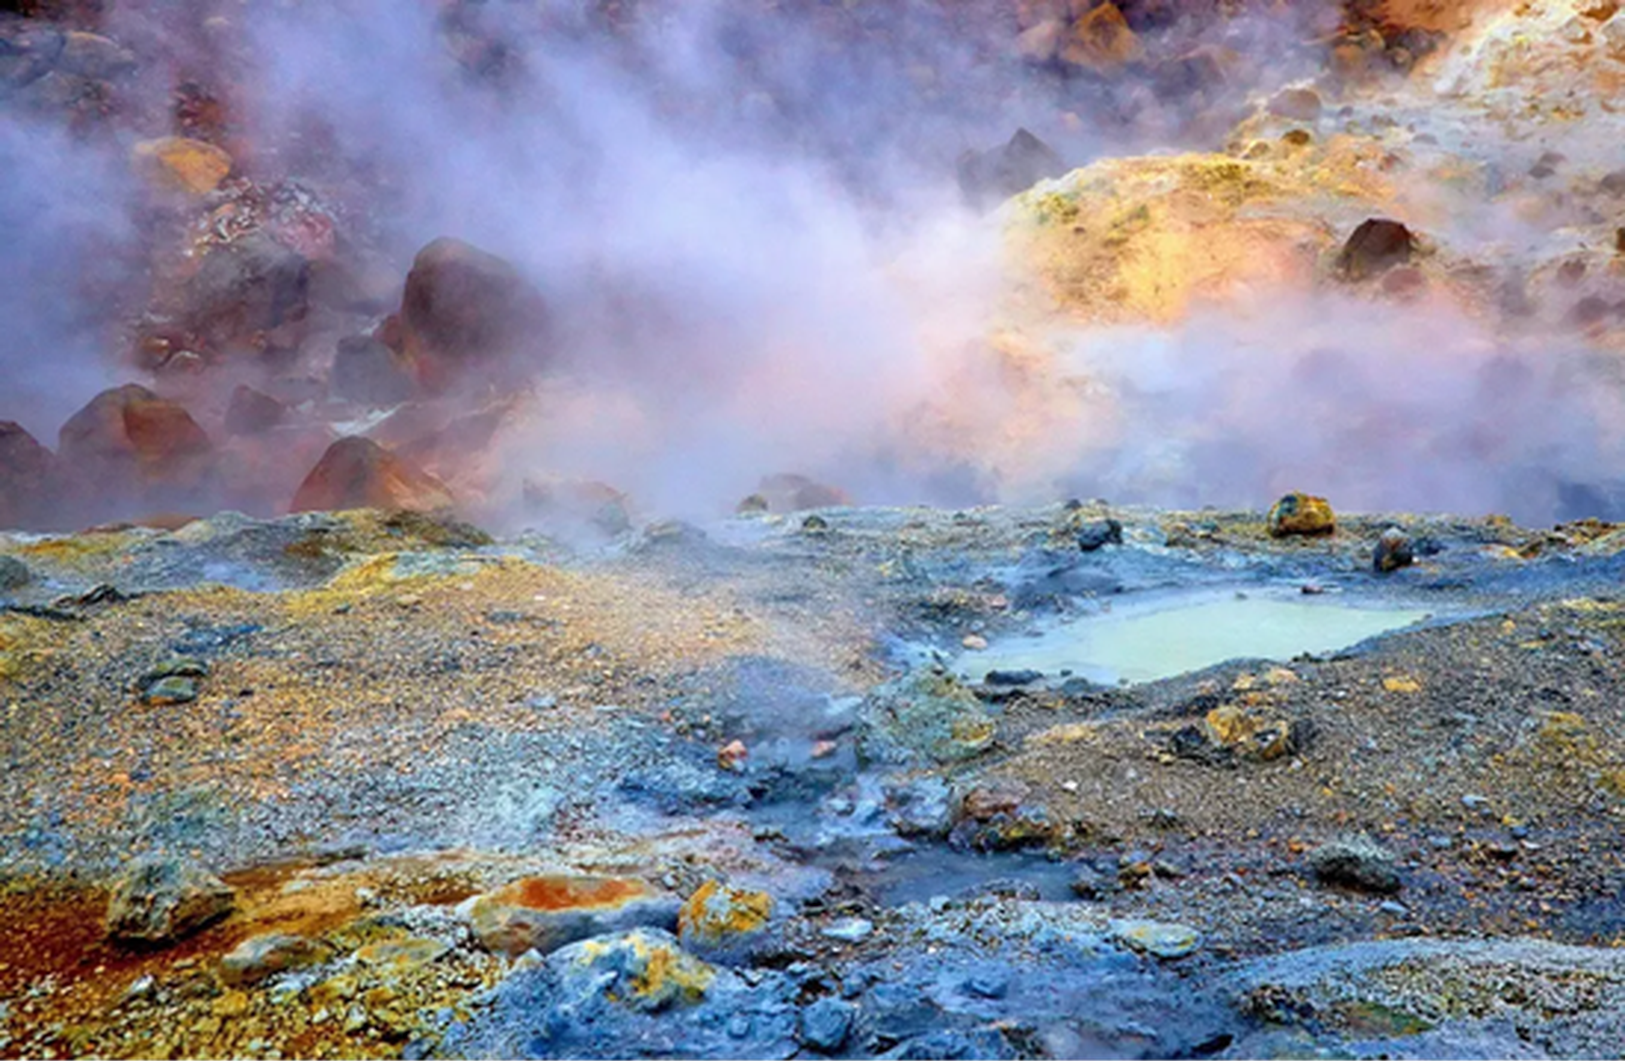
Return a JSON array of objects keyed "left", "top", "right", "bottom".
[
  {"left": 57, "top": 385, "right": 215, "bottom": 510},
  {"left": 0, "top": 421, "right": 56, "bottom": 528},
  {"left": 223, "top": 385, "right": 286, "bottom": 436},
  {"left": 289, "top": 436, "right": 455, "bottom": 514},
  {"left": 466, "top": 875, "right": 679, "bottom": 958},
  {"left": 398, "top": 237, "right": 549, "bottom": 393}
]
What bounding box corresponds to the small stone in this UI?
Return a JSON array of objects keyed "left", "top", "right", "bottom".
[
  {"left": 105, "top": 858, "right": 236, "bottom": 947},
  {"left": 984, "top": 669, "right": 1043, "bottom": 686},
  {"left": 717, "top": 739, "right": 748, "bottom": 772},
  {"left": 142, "top": 675, "right": 199, "bottom": 706},
  {"left": 1267, "top": 492, "right": 1336, "bottom": 537},
  {"left": 1111, "top": 919, "right": 1200, "bottom": 959},
  {"left": 810, "top": 739, "right": 837, "bottom": 759},
  {"left": 1309, "top": 835, "right": 1402, "bottom": 894},
  {"left": 678, "top": 881, "right": 774, "bottom": 963},
  {"left": 961, "top": 634, "right": 989, "bottom": 651},
  {"left": 219, "top": 933, "right": 332, "bottom": 986},
  {"left": 1075, "top": 518, "right": 1123, "bottom": 552},
  {"left": 1379, "top": 900, "right": 1409, "bottom": 916},
  {"left": 355, "top": 936, "right": 448, "bottom": 971},
  {"left": 799, "top": 997, "right": 856, "bottom": 1052},
  {"left": 820, "top": 917, "right": 873, "bottom": 942},
  {"left": 0, "top": 556, "right": 31, "bottom": 592},
  {"left": 1373, "top": 527, "right": 1414, "bottom": 573}
]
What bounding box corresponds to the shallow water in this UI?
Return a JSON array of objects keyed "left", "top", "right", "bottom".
[{"left": 962, "top": 593, "right": 1436, "bottom": 685}]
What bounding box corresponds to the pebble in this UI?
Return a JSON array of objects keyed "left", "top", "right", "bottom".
[
  {"left": 1110, "top": 919, "right": 1201, "bottom": 959},
  {"left": 820, "top": 917, "right": 874, "bottom": 942},
  {"left": 961, "top": 634, "right": 989, "bottom": 651},
  {"left": 800, "top": 997, "right": 856, "bottom": 1052}
]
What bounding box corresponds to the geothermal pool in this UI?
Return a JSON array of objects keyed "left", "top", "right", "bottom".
[{"left": 960, "top": 592, "right": 1438, "bottom": 685}]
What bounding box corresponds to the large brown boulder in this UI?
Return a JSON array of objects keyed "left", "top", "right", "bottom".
[
  {"left": 397, "top": 237, "right": 549, "bottom": 393},
  {"left": 0, "top": 421, "right": 56, "bottom": 528},
  {"left": 57, "top": 384, "right": 215, "bottom": 512},
  {"left": 289, "top": 436, "right": 455, "bottom": 513}
]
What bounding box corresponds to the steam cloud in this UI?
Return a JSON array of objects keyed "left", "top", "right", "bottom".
[{"left": 2, "top": 0, "right": 1621, "bottom": 526}]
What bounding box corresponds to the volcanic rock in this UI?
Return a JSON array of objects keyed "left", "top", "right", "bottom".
[
  {"left": 219, "top": 932, "right": 332, "bottom": 986},
  {"left": 857, "top": 669, "right": 996, "bottom": 765},
  {"left": 223, "top": 385, "right": 286, "bottom": 436},
  {"left": 1076, "top": 517, "right": 1123, "bottom": 551},
  {"left": 398, "top": 237, "right": 549, "bottom": 393},
  {"left": 1310, "top": 835, "right": 1402, "bottom": 893},
  {"left": 799, "top": 997, "right": 856, "bottom": 1052},
  {"left": 1374, "top": 526, "right": 1415, "bottom": 572},
  {"left": 184, "top": 233, "right": 309, "bottom": 341},
  {"left": 957, "top": 128, "right": 1068, "bottom": 210},
  {"left": 105, "top": 857, "right": 236, "bottom": 947},
  {"left": 58, "top": 384, "right": 215, "bottom": 508},
  {"left": 1267, "top": 86, "right": 1323, "bottom": 121},
  {"left": 1060, "top": 2, "right": 1144, "bottom": 72},
  {"left": 754, "top": 472, "right": 850, "bottom": 513},
  {"left": 289, "top": 436, "right": 455, "bottom": 514},
  {"left": 1267, "top": 492, "right": 1335, "bottom": 537},
  {"left": 677, "top": 880, "right": 776, "bottom": 964},
  {"left": 0, "top": 420, "right": 55, "bottom": 528},
  {"left": 465, "top": 874, "right": 681, "bottom": 958},
  {"left": 1337, "top": 218, "right": 1416, "bottom": 280},
  {"left": 0, "top": 556, "right": 30, "bottom": 592},
  {"left": 56, "top": 30, "right": 135, "bottom": 80},
  {"left": 1111, "top": 919, "right": 1201, "bottom": 959},
  {"left": 331, "top": 335, "right": 416, "bottom": 405}
]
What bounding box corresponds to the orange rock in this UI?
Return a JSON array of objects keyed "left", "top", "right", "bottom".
[
  {"left": 466, "top": 875, "right": 679, "bottom": 958},
  {"left": 131, "top": 137, "right": 233, "bottom": 195},
  {"left": 677, "top": 880, "right": 775, "bottom": 960},
  {"left": 1060, "top": 2, "right": 1144, "bottom": 73},
  {"left": 288, "top": 436, "right": 455, "bottom": 513},
  {"left": 717, "top": 739, "right": 748, "bottom": 772},
  {"left": 58, "top": 385, "right": 215, "bottom": 514}
]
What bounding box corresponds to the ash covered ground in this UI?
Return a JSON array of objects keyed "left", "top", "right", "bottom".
[{"left": 6, "top": 1, "right": 1625, "bottom": 1059}]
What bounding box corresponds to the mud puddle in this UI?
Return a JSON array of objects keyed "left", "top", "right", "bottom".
[{"left": 959, "top": 589, "right": 1441, "bottom": 685}]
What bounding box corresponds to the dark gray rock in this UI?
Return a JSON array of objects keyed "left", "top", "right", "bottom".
[
  {"left": 185, "top": 233, "right": 309, "bottom": 340},
  {"left": 799, "top": 997, "right": 856, "bottom": 1052},
  {"left": 957, "top": 128, "right": 1067, "bottom": 210},
  {"left": 0, "top": 555, "right": 30, "bottom": 592},
  {"left": 1310, "top": 835, "right": 1402, "bottom": 893},
  {"left": 1076, "top": 518, "right": 1124, "bottom": 552}
]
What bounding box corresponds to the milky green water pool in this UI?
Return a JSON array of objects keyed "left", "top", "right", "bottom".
[{"left": 962, "top": 595, "right": 1435, "bottom": 685}]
